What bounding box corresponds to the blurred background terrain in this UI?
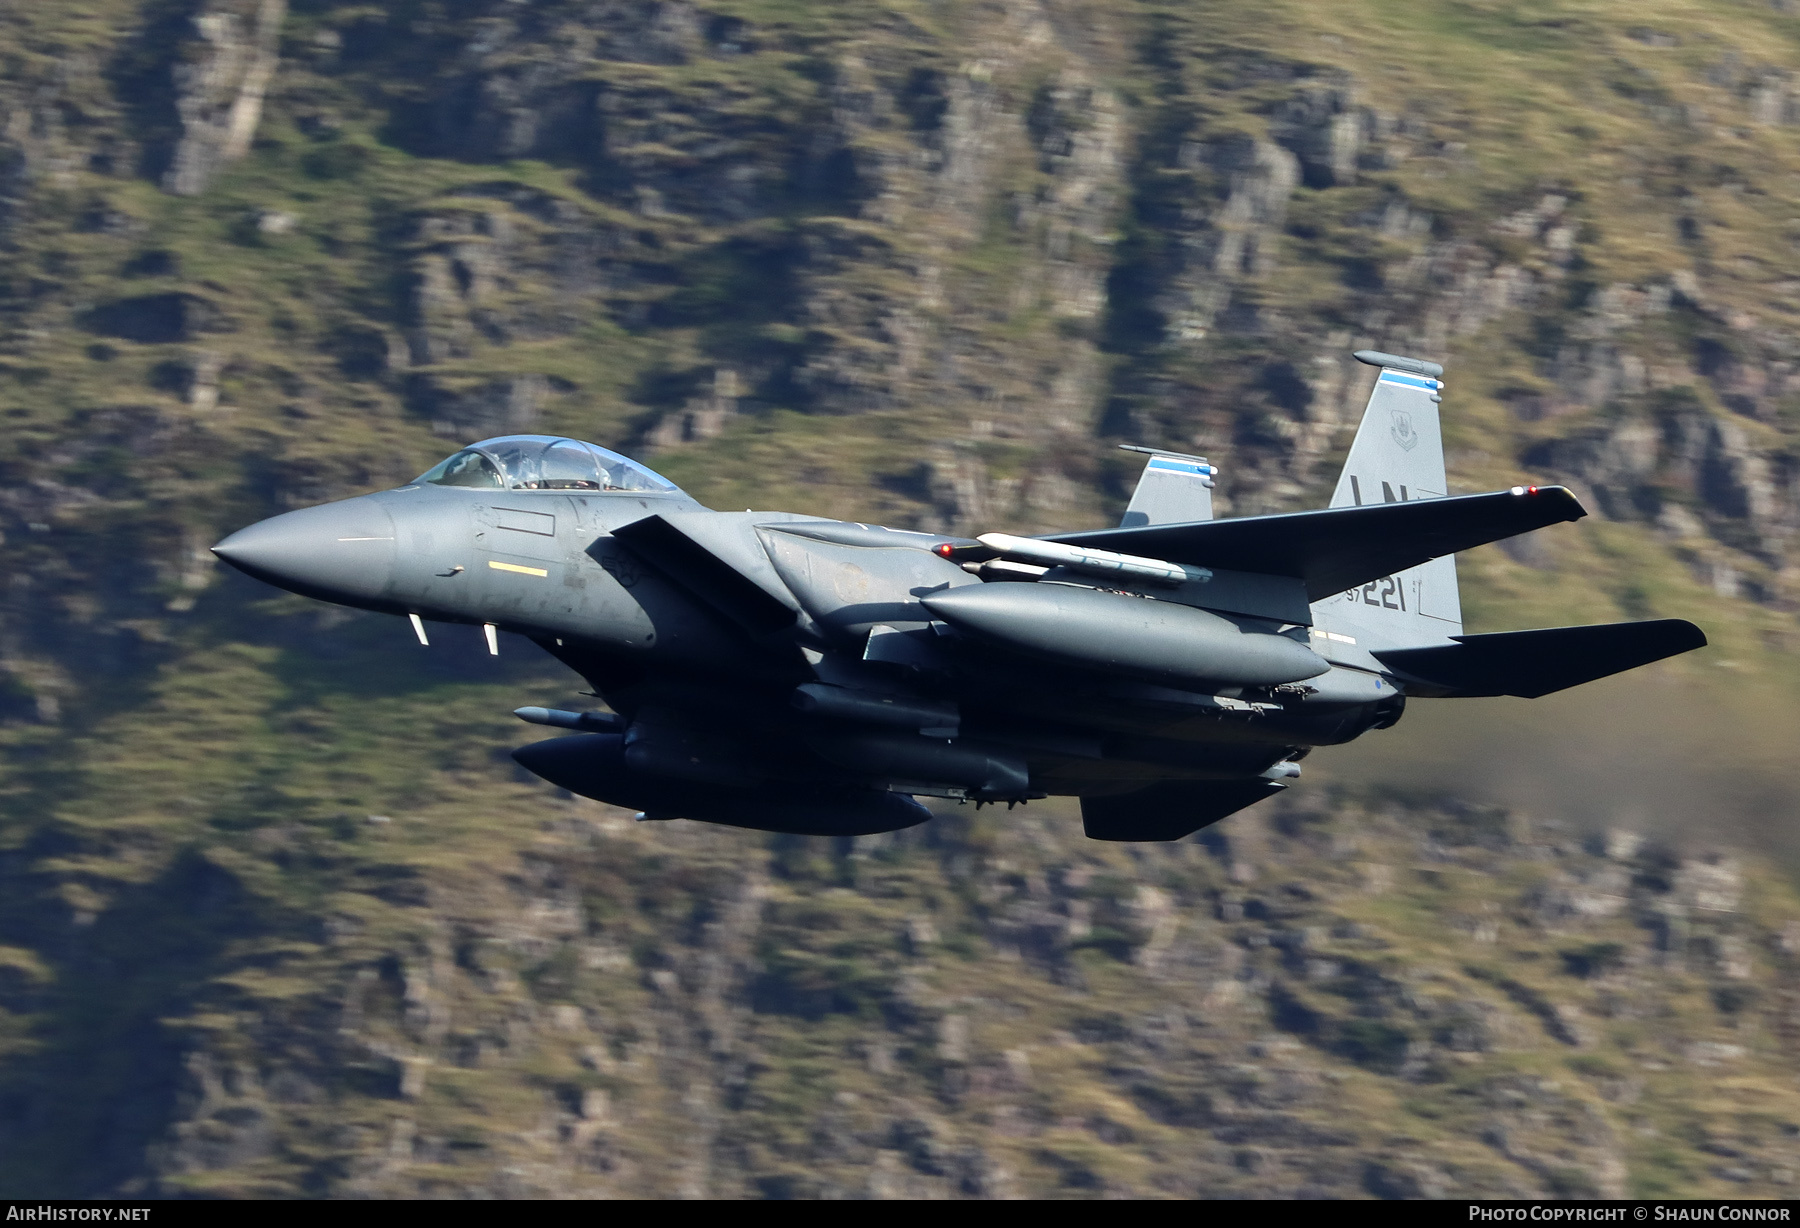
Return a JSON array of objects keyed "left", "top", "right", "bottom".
[{"left": 2, "top": 0, "right": 1800, "bottom": 1197}]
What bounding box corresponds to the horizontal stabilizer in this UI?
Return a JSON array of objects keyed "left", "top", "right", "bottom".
[
  {"left": 1373, "top": 618, "right": 1707, "bottom": 698},
  {"left": 1081, "top": 778, "right": 1285, "bottom": 841},
  {"left": 1045, "top": 486, "right": 1586, "bottom": 601}
]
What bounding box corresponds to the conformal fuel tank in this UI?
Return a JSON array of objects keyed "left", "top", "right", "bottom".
[{"left": 920, "top": 583, "right": 1329, "bottom": 687}]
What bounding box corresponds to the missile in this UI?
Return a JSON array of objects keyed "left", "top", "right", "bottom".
[
  {"left": 792, "top": 682, "right": 959, "bottom": 733},
  {"left": 514, "top": 706, "right": 626, "bottom": 732},
  {"left": 806, "top": 731, "right": 1030, "bottom": 799},
  {"left": 960, "top": 533, "right": 1209, "bottom": 588},
  {"left": 920, "top": 583, "right": 1328, "bottom": 688},
  {"left": 967, "top": 559, "right": 1049, "bottom": 583}
]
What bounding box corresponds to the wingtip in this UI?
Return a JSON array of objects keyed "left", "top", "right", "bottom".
[
  {"left": 1554, "top": 485, "right": 1589, "bottom": 521},
  {"left": 1498, "top": 483, "right": 1586, "bottom": 521},
  {"left": 1628, "top": 618, "right": 1708, "bottom": 654},
  {"left": 1518, "top": 483, "right": 1587, "bottom": 521},
  {"left": 1671, "top": 618, "right": 1708, "bottom": 650}
]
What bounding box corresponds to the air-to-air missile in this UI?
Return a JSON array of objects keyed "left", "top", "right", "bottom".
[{"left": 213, "top": 350, "right": 1706, "bottom": 841}]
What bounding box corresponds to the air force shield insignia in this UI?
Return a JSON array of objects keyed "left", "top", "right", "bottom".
[{"left": 1390, "top": 408, "right": 1419, "bottom": 451}]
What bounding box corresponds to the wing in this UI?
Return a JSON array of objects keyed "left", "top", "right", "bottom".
[{"left": 1044, "top": 485, "right": 1586, "bottom": 602}]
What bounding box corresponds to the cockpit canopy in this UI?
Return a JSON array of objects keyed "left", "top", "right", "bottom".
[{"left": 415, "top": 435, "right": 682, "bottom": 494}]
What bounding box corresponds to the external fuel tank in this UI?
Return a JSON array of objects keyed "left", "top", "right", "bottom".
[{"left": 920, "top": 583, "right": 1328, "bottom": 688}]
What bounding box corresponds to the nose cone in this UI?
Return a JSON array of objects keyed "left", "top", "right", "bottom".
[{"left": 213, "top": 497, "right": 398, "bottom": 608}]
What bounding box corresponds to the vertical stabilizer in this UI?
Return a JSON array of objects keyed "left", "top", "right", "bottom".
[
  {"left": 1119, "top": 445, "right": 1215, "bottom": 527},
  {"left": 1313, "top": 350, "right": 1463, "bottom": 648}
]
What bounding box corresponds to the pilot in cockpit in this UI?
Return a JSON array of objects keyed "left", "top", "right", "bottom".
[{"left": 415, "top": 434, "right": 681, "bottom": 494}]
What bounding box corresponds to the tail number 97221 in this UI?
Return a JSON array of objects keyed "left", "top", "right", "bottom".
[{"left": 1348, "top": 575, "right": 1407, "bottom": 611}]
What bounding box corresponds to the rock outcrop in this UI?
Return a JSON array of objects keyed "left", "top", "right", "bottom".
[{"left": 163, "top": 0, "right": 286, "bottom": 196}]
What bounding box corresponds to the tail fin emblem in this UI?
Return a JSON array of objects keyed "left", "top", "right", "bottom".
[{"left": 1391, "top": 409, "right": 1419, "bottom": 451}]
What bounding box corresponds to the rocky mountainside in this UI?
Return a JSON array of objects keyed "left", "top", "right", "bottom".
[{"left": 3, "top": 0, "right": 1800, "bottom": 1198}]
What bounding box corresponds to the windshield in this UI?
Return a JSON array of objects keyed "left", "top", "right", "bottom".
[{"left": 415, "top": 435, "right": 681, "bottom": 494}]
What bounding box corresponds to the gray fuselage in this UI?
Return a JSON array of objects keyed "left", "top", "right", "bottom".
[{"left": 214, "top": 476, "right": 1403, "bottom": 816}]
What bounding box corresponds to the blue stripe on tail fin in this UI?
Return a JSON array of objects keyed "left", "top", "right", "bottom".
[{"left": 1119, "top": 445, "right": 1215, "bottom": 527}]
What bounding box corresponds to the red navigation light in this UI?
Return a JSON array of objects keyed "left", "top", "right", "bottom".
[
  {"left": 935, "top": 543, "right": 955, "bottom": 558},
  {"left": 1527, "top": 485, "right": 1539, "bottom": 494}
]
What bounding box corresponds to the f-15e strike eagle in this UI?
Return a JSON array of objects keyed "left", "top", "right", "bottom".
[{"left": 213, "top": 350, "right": 1705, "bottom": 841}]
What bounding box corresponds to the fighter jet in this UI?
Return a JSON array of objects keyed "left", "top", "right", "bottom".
[{"left": 212, "top": 350, "right": 1706, "bottom": 840}]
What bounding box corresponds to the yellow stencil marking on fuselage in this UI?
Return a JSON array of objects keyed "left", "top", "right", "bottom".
[{"left": 487, "top": 560, "right": 548, "bottom": 577}]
